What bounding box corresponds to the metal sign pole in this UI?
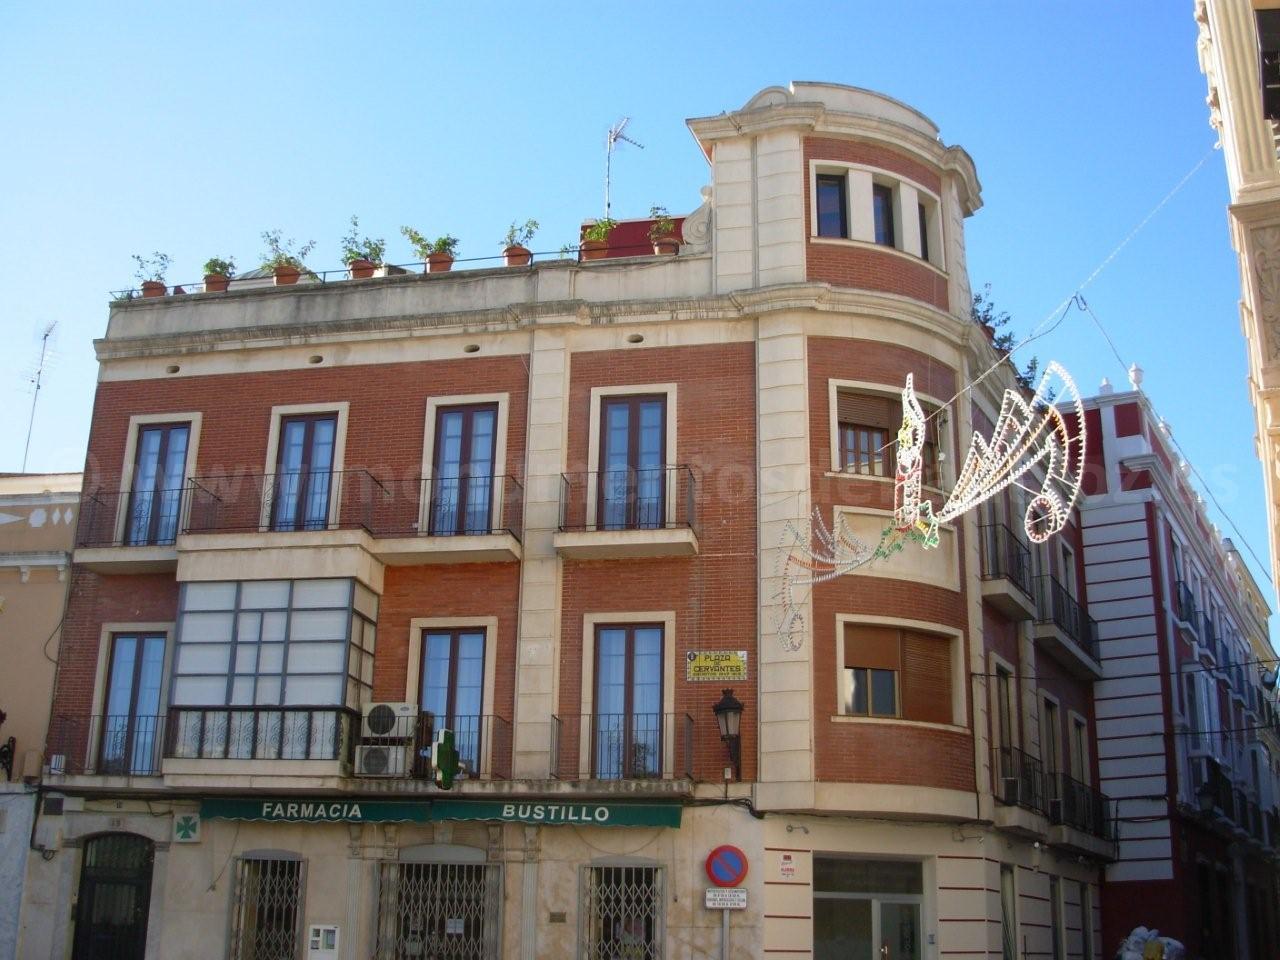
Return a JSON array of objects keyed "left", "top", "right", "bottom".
[{"left": 721, "top": 907, "right": 729, "bottom": 960}]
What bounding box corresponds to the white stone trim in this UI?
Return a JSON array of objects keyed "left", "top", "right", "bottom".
[
  {"left": 404, "top": 616, "right": 500, "bottom": 779},
  {"left": 85, "top": 622, "right": 176, "bottom": 772},
  {"left": 578, "top": 611, "right": 677, "bottom": 778},
  {"left": 260, "top": 402, "right": 350, "bottom": 530},
  {"left": 420, "top": 393, "right": 511, "bottom": 532},
  {"left": 834, "top": 612, "right": 964, "bottom": 726},
  {"left": 115, "top": 412, "right": 203, "bottom": 543},
  {"left": 585, "top": 384, "right": 678, "bottom": 528}
]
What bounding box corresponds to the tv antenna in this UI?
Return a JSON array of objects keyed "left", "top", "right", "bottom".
[
  {"left": 605, "top": 118, "right": 643, "bottom": 218},
  {"left": 22, "top": 322, "right": 56, "bottom": 472}
]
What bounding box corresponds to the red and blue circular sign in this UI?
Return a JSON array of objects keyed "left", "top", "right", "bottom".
[{"left": 705, "top": 845, "right": 748, "bottom": 887}]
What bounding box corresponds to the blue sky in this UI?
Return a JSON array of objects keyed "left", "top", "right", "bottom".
[{"left": 0, "top": 3, "right": 1269, "bottom": 607}]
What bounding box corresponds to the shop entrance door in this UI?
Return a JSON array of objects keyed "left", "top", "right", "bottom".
[
  {"left": 71, "top": 833, "right": 154, "bottom": 960},
  {"left": 813, "top": 858, "right": 923, "bottom": 960}
]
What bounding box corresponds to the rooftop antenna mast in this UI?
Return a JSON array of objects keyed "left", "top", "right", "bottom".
[
  {"left": 605, "top": 117, "right": 643, "bottom": 218},
  {"left": 22, "top": 322, "right": 56, "bottom": 472}
]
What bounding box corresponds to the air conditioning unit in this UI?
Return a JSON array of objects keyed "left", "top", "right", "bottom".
[
  {"left": 361, "top": 702, "right": 417, "bottom": 739},
  {"left": 355, "top": 743, "right": 411, "bottom": 778}
]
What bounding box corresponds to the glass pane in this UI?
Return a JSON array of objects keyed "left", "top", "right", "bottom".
[
  {"left": 814, "top": 898, "right": 873, "bottom": 960},
  {"left": 256, "top": 677, "right": 282, "bottom": 705},
  {"left": 240, "top": 581, "right": 290, "bottom": 609},
  {"left": 176, "top": 643, "right": 231, "bottom": 675},
  {"left": 172, "top": 676, "right": 228, "bottom": 706},
  {"left": 180, "top": 611, "right": 235, "bottom": 643},
  {"left": 880, "top": 902, "right": 921, "bottom": 960},
  {"left": 283, "top": 675, "right": 342, "bottom": 705},
  {"left": 234, "top": 644, "right": 259, "bottom": 674},
  {"left": 421, "top": 632, "right": 453, "bottom": 722},
  {"left": 135, "top": 637, "right": 165, "bottom": 715},
  {"left": 274, "top": 421, "right": 307, "bottom": 527},
  {"left": 258, "top": 643, "right": 284, "bottom": 673},
  {"left": 814, "top": 859, "right": 923, "bottom": 895},
  {"left": 601, "top": 403, "right": 630, "bottom": 530},
  {"left": 816, "top": 176, "right": 847, "bottom": 238},
  {"left": 237, "top": 612, "right": 261, "bottom": 644},
  {"left": 262, "top": 612, "right": 287, "bottom": 643},
  {"left": 182, "top": 582, "right": 237, "bottom": 611},
  {"left": 871, "top": 670, "right": 897, "bottom": 717},
  {"left": 286, "top": 642, "right": 346, "bottom": 674},
  {"left": 850, "top": 668, "right": 868, "bottom": 715},
  {"left": 353, "top": 582, "right": 379, "bottom": 620},
  {"left": 104, "top": 637, "right": 137, "bottom": 719},
  {"left": 595, "top": 628, "right": 627, "bottom": 778},
  {"left": 230, "top": 677, "right": 254, "bottom": 705},
  {"left": 156, "top": 426, "right": 188, "bottom": 542},
  {"left": 292, "top": 579, "right": 351, "bottom": 608},
  {"left": 290, "top": 609, "right": 348, "bottom": 642}
]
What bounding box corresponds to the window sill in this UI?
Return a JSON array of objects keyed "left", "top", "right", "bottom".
[
  {"left": 822, "top": 470, "right": 947, "bottom": 495},
  {"left": 808, "top": 235, "right": 948, "bottom": 278},
  {"left": 828, "top": 715, "right": 966, "bottom": 734}
]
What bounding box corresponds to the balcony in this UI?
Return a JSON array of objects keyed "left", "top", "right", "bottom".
[
  {"left": 1033, "top": 575, "right": 1103, "bottom": 678},
  {"left": 553, "top": 466, "right": 699, "bottom": 559},
  {"left": 185, "top": 470, "right": 387, "bottom": 536},
  {"left": 351, "top": 713, "right": 512, "bottom": 782},
  {"left": 1173, "top": 580, "right": 1200, "bottom": 644},
  {"left": 73, "top": 487, "right": 187, "bottom": 573},
  {"left": 1189, "top": 755, "right": 1236, "bottom": 823},
  {"left": 366, "top": 475, "right": 523, "bottom": 564},
  {"left": 550, "top": 713, "right": 694, "bottom": 787},
  {"left": 46, "top": 714, "right": 168, "bottom": 778},
  {"left": 1048, "top": 772, "right": 1116, "bottom": 859},
  {"left": 978, "top": 523, "right": 1036, "bottom": 620},
  {"left": 993, "top": 745, "right": 1049, "bottom": 837}
]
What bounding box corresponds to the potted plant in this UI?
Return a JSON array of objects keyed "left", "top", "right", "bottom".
[
  {"left": 648, "top": 206, "right": 679, "bottom": 255},
  {"left": 579, "top": 218, "right": 616, "bottom": 261},
  {"left": 341, "top": 215, "right": 386, "bottom": 279},
  {"left": 501, "top": 219, "right": 539, "bottom": 267},
  {"left": 401, "top": 227, "right": 460, "bottom": 273},
  {"left": 260, "top": 230, "right": 316, "bottom": 285},
  {"left": 202, "top": 256, "right": 236, "bottom": 293},
  {"left": 132, "top": 252, "right": 171, "bottom": 298}
]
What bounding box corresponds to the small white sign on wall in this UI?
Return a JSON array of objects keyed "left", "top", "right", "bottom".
[{"left": 705, "top": 888, "right": 748, "bottom": 910}]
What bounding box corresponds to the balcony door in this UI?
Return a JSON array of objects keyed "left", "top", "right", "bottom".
[
  {"left": 272, "top": 414, "right": 337, "bottom": 531},
  {"left": 126, "top": 423, "right": 188, "bottom": 545},
  {"left": 599, "top": 396, "right": 665, "bottom": 530},
  {"left": 594, "top": 625, "right": 662, "bottom": 779},
  {"left": 431, "top": 405, "right": 497, "bottom": 536},
  {"left": 420, "top": 629, "right": 485, "bottom": 774},
  {"left": 100, "top": 634, "right": 165, "bottom": 775}
]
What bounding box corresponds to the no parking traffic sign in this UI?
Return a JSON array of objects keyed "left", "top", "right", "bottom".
[{"left": 705, "top": 845, "right": 748, "bottom": 887}]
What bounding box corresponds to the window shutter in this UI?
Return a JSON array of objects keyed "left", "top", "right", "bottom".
[
  {"left": 900, "top": 630, "right": 952, "bottom": 725},
  {"left": 837, "top": 392, "right": 896, "bottom": 430},
  {"left": 844, "top": 625, "right": 901, "bottom": 672}
]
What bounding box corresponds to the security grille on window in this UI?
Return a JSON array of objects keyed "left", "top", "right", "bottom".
[
  {"left": 229, "top": 854, "right": 304, "bottom": 960},
  {"left": 580, "top": 864, "right": 663, "bottom": 960},
  {"left": 374, "top": 861, "right": 502, "bottom": 959},
  {"left": 836, "top": 392, "right": 938, "bottom": 483}
]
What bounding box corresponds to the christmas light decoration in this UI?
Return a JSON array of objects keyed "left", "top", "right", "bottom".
[{"left": 776, "top": 361, "right": 1086, "bottom": 649}]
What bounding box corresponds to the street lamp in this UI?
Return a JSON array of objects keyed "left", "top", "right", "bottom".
[{"left": 712, "top": 688, "right": 744, "bottom": 781}]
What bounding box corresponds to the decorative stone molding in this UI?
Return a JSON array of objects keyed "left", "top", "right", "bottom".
[
  {"left": 1253, "top": 225, "right": 1280, "bottom": 362},
  {"left": 679, "top": 186, "right": 713, "bottom": 255}
]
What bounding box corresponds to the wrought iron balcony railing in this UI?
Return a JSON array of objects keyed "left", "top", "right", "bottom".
[
  {"left": 550, "top": 712, "right": 694, "bottom": 781},
  {"left": 1034, "top": 575, "right": 1100, "bottom": 661},
  {"left": 166, "top": 705, "right": 357, "bottom": 763},
  {"left": 184, "top": 470, "right": 388, "bottom": 535},
  {"left": 367, "top": 475, "right": 523, "bottom": 541},
  {"left": 994, "top": 745, "right": 1047, "bottom": 815},
  {"left": 352, "top": 713, "right": 511, "bottom": 780},
  {"left": 979, "top": 522, "right": 1033, "bottom": 596},
  {"left": 1174, "top": 580, "right": 1199, "bottom": 629},
  {"left": 1048, "top": 772, "right": 1115, "bottom": 841},
  {"left": 76, "top": 487, "right": 188, "bottom": 548},
  {"left": 45, "top": 714, "right": 168, "bottom": 776},
  {"left": 558, "top": 466, "right": 696, "bottom": 535}
]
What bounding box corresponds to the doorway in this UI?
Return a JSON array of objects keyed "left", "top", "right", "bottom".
[{"left": 71, "top": 833, "right": 155, "bottom": 960}]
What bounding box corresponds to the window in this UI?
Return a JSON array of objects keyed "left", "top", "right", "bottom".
[
  {"left": 271, "top": 413, "right": 338, "bottom": 531},
  {"left": 580, "top": 864, "right": 663, "bottom": 960},
  {"left": 1000, "top": 864, "right": 1017, "bottom": 960},
  {"left": 813, "top": 858, "right": 922, "bottom": 960},
  {"left": 872, "top": 183, "right": 896, "bottom": 247},
  {"left": 816, "top": 174, "right": 848, "bottom": 238},
  {"left": 100, "top": 634, "right": 166, "bottom": 775},
  {"left": 917, "top": 203, "right": 929, "bottom": 262},
  {"left": 1070, "top": 716, "right": 1089, "bottom": 783},
  {"left": 1059, "top": 543, "right": 1076, "bottom": 598},
  {"left": 835, "top": 390, "right": 937, "bottom": 484},
  {"left": 229, "top": 854, "right": 304, "bottom": 960},
  {"left": 599, "top": 396, "right": 666, "bottom": 530},
  {"left": 1049, "top": 876, "right": 1063, "bottom": 960},
  {"left": 1260, "top": 11, "right": 1280, "bottom": 122},
  {"left": 841, "top": 624, "right": 953, "bottom": 724},
  {"left": 430, "top": 404, "right": 497, "bottom": 536},
  {"left": 1041, "top": 698, "right": 1060, "bottom": 775},
  {"left": 170, "top": 578, "right": 376, "bottom": 760},
  {"left": 126, "top": 423, "right": 189, "bottom": 545},
  {"left": 420, "top": 628, "right": 486, "bottom": 773},
  {"left": 594, "top": 624, "right": 663, "bottom": 779},
  {"left": 995, "top": 667, "right": 1014, "bottom": 752},
  {"left": 375, "top": 857, "right": 502, "bottom": 958}
]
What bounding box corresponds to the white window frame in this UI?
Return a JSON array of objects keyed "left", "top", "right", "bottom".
[
  {"left": 579, "top": 611, "right": 677, "bottom": 779},
  {"left": 114, "top": 412, "right": 203, "bottom": 544},
  {"left": 834, "top": 613, "right": 964, "bottom": 728},
  {"left": 826, "top": 378, "right": 949, "bottom": 488},
  {"left": 260, "top": 401, "right": 350, "bottom": 531},
  {"left": 585, "top": 384, "right": 678, "bottom": 529},
  {"left": 404, "top": 616, "right": 500, "bottom": 778},
  {"left": 421, "top": 393, "right": 511, "bottom": 534}
]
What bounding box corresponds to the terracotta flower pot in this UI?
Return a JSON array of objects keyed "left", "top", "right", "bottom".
[
  {"left": 348, "top": 258, "right": 376, "bottom": 280},
  {"left": 426, "top": 252, "right": 455, "bottom": 273},
  {"left": 503, "top": 245, "right": 532, "bottom": 267},
  {"left": 274, "top": 264, "right": 301, "bottom": 286},
  {"left": 651, "top": 236, "right": 680, "bottom": 256},
  {"left": 580, "top": 239, "right": 608, "bottom": 262},
  {"left": 141, "top": 280, "right": 166, "bottom": 298},
  {"left": 203, "top": 273, "right": 230, "bottom": 293}
]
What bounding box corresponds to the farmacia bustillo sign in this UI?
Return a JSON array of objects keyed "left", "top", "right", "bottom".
[{"left": 200, "top": 798, "right": 682, "bottom": 828}]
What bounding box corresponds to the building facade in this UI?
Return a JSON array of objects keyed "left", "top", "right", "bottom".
[
  {"left": 24, "top": 83, "right": 1113, "bottom": 960},
  {"left": 1196, "top": 0, "right": 1280, "bottom": 603},
  {"left": 1075, "top": 381, "right": 1280, "bottom": 959},
  {"left": 0, "top": 472, "right": 80, "bottom": 960}
]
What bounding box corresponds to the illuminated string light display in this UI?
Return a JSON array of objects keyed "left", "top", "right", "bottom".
[{"left": 776, "top": 362, "right": 1086, "bottom": 649}]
